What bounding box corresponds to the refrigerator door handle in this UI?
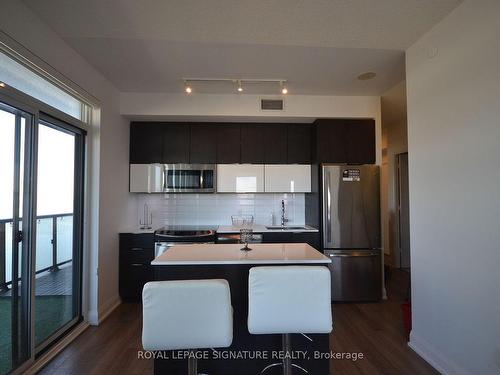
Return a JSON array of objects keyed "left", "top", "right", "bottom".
[
  {"left": 325, "top": 171, "right": 332, "bottom": 244},
  {"left": 328, "top": 252, "right": 379, "bottom": 258},
  {"left": 162, "top": 165, "right": 167, "bottom": 191}
]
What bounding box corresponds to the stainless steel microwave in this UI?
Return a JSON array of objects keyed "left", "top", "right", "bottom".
[{"left": 130, "top": 164, "right": 216, "bottom": 193}]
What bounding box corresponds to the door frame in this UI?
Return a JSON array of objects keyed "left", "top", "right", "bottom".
[
  {"left": 0, "top": 99, "right": 36, "bottom": 374},
  {"left": 0, "top": 84, "right": 88, "bottom": 374},
  {"left": 395, "top": 152, "right": 410, "bottom": 269}
]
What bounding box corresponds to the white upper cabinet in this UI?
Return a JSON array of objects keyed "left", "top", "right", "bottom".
[
  {"left": 130, "top": 164, "right": 164, "bottom": 193},
  {"left": 264, "top": 165, "right": 311, "bottom": 193},
  {"left": 217, "top": 164, "right": 265, "bottom": 193}
]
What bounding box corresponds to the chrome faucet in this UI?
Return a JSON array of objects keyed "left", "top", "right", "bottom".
[{"left": 281, "top": 200, "right": 288, "bottom": 227}]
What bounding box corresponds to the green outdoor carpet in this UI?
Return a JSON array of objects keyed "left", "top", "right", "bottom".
[{"left": 0, "top": 295, "right": 73, "bottom": 375}]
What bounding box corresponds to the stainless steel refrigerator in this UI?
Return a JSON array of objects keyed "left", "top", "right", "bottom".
[{"left": 322, "top": 164, "right": 382, "bottom": 301}]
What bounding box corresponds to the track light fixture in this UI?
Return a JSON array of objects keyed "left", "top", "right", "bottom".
[
  {"left": 281, "top": 81, "right": 288, "bottom": 95},
  {"left": 182, "top": 78, "right": 288, "bottom": 94}
]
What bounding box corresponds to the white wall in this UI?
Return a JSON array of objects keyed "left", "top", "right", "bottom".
[
  {"left": 406, "top": 1, "right": 500, "bottom": 374},
  {"left": 381, "top": 81, "right": 408, "bottom": 261},
  {"left": 0, "top": 1, "right": 135, "bottom": 324}
]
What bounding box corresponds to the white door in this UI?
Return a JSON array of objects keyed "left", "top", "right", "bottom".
[
  {"left": 217, "top": 164, "right": 265, "bottom": 192},
  {"left": 264, "top": 165, "right": 311, "bottom": 192}
]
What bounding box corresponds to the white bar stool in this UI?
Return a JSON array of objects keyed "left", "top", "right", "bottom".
[
  {"left": 142, "top": 279, "right": 233, "bottom": 375},
  {"left": 248, "top": 266, "right": 332, "bottom": 374}
]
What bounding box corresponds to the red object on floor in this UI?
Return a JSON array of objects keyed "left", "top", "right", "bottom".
[{"left": 401, "top": 302, "right": 412, "bottom": 341}]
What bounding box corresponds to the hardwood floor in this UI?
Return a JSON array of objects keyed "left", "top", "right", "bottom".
[{"left": 38, "top": 269, "right": 437, "bottom": 375}]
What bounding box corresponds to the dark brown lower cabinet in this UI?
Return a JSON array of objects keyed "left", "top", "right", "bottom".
[{"left": 119, "top": 233, "right": 155, "bottom": 302}]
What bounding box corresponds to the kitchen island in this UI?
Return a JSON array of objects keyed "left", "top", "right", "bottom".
[{"left": 151, "top": 243, "right": 331, "bottom": 375}]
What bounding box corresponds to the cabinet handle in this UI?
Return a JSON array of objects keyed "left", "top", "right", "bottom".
[
  {"left": 131, "top": 263, "right": 143, "bottom": 267},
  {"left": 130, "top": 247, "right": 143, "bottom": 251}
]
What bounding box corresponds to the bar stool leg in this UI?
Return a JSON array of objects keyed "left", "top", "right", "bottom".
[
  {"left": 188, "top": 353, "right": 197, "bottom": 375},
  {"left": 283, "top": 334, "right": 292, "bottom": 375}
]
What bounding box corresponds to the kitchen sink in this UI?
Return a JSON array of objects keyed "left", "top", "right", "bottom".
[{"left": 265, "top": 226, "right": 309, "bottom": 230}]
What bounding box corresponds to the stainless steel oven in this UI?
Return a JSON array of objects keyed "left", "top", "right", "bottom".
[
  {"left": 154, "top": 226, "right": 217, "bottom": 257},
  {"left": 163, "top": 164, "right": 216, "bottom": 193}
]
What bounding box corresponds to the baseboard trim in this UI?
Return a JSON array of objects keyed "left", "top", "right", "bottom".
[
  {"left": 24, "top": 321, "right": 90, "bottom": 375},
  {"left": 87, "top": 296, "right": 122, "bottom": 326},
  {"left": 408, "top": 331, "right": 466, "bottom": 375},
  {"left": 98, "top": 296, "right": 122, "bottom": 324},
  {"left": 87, "top": 308, "right": 99, "bottom": 326}
]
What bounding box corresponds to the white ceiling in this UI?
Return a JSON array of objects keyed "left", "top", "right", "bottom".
[{"left": 22, "top": 0, "right": 462, "bottom": 95}]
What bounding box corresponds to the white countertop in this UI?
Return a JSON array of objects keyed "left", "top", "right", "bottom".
[
  {"left": 151, "top": 243, "right": 330, "bottom": 265},
  {"left": 216, "top": 224, "right": 319, "bottom": 234},
  {"left": 119, "top": 227, "right": 155, "bottom": 234},
  {"left": 120, "top": 224, "right": 319, "bottom": 234}
]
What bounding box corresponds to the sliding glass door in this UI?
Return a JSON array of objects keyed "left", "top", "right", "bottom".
[
  {"left": 0, "top": 98, "right": 85, "bottom": 374},
  {"left": 34, "top": 117, "right": 84, "bottom": 352},
  {"left": 0, "top": 103, "right": 32, "bottom": 375},
  {"left": 34, "top": 118, "right": 83, "bottom": 351}
]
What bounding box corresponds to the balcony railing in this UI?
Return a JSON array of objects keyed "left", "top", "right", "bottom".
[{"left": 0, "top": 213, "right": 73, "bottom": 292}]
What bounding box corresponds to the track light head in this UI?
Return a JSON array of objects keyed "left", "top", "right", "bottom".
[{"left": 280, "top": 81, "right": 288, "bottom": 95}]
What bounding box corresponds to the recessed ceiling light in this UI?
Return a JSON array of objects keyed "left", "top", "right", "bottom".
[
  {"left": 237, "top": 80, "right": 243, "bottom": 92},
  {"left": 358, "top": 72, "right": 377, "bottom": 81}
]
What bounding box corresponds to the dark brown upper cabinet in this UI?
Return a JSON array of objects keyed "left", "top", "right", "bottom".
[
  {"left": 130, "top": 122, "right": 164, "bottom": 163},
  {"left": 161, "top": 123, "right": 190, "bottom": 163},
  {"left": 130, "top": 119, "right": 375, "bottom": 166},
  {"left": 314, "top": 119, "right": 348, "bottom": 163},
  {"left": 190, "top": 124, "right": 217, "bottom": 163},
  {"left": 264, "top": 124, "right": 287, "bottom": 164},
  {"left": 287, "top": 124, "right": 312, "bottom": 164},
  {"left": 241, "top": 124, "right": 266, "bottom": 163},
  {"left": 216, "top": 124, "right": 241, "bottom": 163},
  {"left": 314, "top": 119, "right": 375, "bottom": 164},
  {"left": 346, "top": 119, "right": 376, "bottom": 164}
]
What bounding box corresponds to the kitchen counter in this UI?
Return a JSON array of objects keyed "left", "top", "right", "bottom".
[
  {"left": 216, "top": 224, "right": 319, "bottom": 233},
  {"left": 119, "top": 224, "right": 318, "bottom": 234},
  {"left": 118, "top": 227, "right": 155, "bottom": 234},
  {"left": 151, "top": 243, "right": 330, "bottom": 265}
]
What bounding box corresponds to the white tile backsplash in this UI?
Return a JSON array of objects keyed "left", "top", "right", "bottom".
[{"left": 135, "top": 193, "right": 305, "bottom": 227}]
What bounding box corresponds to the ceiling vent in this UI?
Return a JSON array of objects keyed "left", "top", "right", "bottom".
[{"left": 261, "top": 98, "right": 284, "bottom": 111}]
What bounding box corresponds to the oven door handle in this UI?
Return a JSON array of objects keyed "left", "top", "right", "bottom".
[{"left": 155, "top": 231, "right": 216, "bottom": 239}]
